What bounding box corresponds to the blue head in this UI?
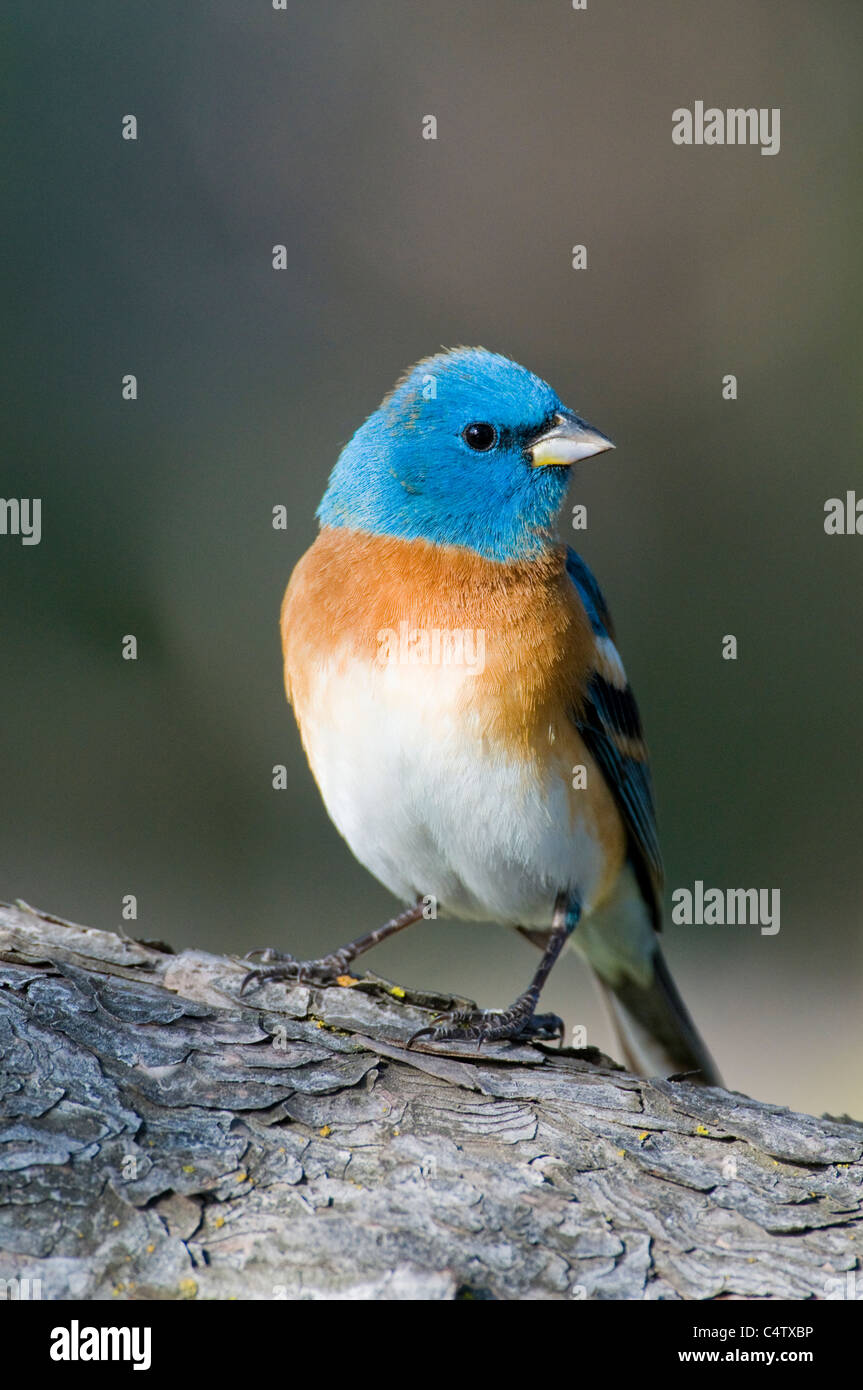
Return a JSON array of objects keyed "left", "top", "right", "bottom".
[{"left": 317, "top": 347, "right": 614, "bottom": 562}]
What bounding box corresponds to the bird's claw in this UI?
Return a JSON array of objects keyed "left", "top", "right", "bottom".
[
  {"left": 407, "top": 993, "right": 564, "bottom": 1049},
  {"left": 240, "top": 947, "right": 355, "bottom": 994}
]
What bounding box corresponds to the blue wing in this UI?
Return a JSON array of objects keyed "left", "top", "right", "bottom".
[{"left": 566, "top": 548, "right": 664, "bottom": 929}]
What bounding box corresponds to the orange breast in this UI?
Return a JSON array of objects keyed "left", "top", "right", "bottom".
[
  {"left": 280, "top": 528, "right": 628, "bottom": 904},
  {"left": 281, "top": 527, "right": 595, "bottom": 749}
]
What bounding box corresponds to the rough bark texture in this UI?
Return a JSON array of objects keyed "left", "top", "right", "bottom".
[{"left": 0, "top": 898, "right": 860, "bottom": 1301}]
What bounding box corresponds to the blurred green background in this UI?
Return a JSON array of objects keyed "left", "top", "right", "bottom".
[{"left": 5, "top": 1, "right": 862, "bottom": 1116}]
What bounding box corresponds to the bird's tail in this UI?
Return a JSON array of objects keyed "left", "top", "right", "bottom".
[
  {"left": 573, "top": 867, "right": 722, "bottom": 1086},
  {"left": 590, "top": 945, "right": 722, "bottom": 1086}
]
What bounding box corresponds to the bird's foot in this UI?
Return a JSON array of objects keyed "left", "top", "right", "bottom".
[
  {"left": 240, "top": 946, "right": 356, "bottom": 994},
  {"left": 408, "top": 989, "right": 564, "bottom": 1048}
]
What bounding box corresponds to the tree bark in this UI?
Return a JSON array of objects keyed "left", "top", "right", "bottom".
[{"left": 0, "top": 898, "right": 860, "bottom": 1301}]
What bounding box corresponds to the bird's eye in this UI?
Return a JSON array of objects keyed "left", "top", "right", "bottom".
[{"left": 462, "top": 422, "right": 498, "bottom": 452}]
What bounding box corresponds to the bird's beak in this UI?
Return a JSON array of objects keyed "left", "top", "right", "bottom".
[{"left": 529, "top": 411, "right": 616, "bottom": 467}]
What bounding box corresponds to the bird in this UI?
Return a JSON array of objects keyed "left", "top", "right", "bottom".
[{"left": 243, "top": 347, "right": 721, "bottom": 1085}]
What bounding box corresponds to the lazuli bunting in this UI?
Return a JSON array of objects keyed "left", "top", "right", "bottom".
[{"left": 244, "top": 348, "right": 720, "bottom": 1085}]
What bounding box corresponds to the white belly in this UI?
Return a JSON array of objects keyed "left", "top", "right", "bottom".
[{"left": 294, "top": 657, "right": 609, "bottom": 928}]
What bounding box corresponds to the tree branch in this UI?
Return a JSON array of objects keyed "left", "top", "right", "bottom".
[{"left": 0, "top": 899, "right": 860, "bottom": 1300}]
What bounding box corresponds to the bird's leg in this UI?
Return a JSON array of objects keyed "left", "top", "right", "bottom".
[
  {"left": 408, "top": 892, "right": 580, "bottom": 1047},
  {"left": 240, "top": 900, "right": 426, "bottom": 993}
]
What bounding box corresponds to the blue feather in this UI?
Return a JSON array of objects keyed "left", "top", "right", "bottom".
[
  {"left": 318, "top": 348, "right": 571, "bottom": 562},
  {"left": 565, "top": 548, "right": 664, "bottom": 927}
]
